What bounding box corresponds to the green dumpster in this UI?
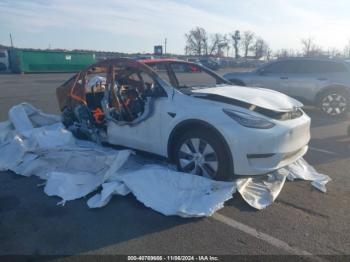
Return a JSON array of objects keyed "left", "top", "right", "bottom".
[{"left": 9, "top": 49, "right": 96, "bottom": 73}]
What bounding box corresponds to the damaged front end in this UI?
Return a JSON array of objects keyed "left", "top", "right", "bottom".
[{"left": 193, "top": 93, "right": 304, "bottom": 121}]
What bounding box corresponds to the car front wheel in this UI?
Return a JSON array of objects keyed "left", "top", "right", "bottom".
[
  {"left": 319, "top": 90, "right": 349, "bottom": 117},
  {"left": 174, "top": 130, "right": 233, "bottom": 181}
]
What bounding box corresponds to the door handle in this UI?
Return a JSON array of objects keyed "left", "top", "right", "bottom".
[
  {"left": 280, "top": 76, "right": 288, "bottom": 79},
  {"left": 318, "top": 78, "right": 327, "bottom": 81}
]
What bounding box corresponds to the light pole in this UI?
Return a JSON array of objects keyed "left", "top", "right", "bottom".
[{"left": 164, "top": 38, "right": 167, "bottom": 54}]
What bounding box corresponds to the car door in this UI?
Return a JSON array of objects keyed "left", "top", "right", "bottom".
[
  {"left": 247, "top": 60, "right": 292, "bottom": 94},
  {"left": 106, "top": 71, "right": 169, "bottom": 156},
  {"left": 287, "top": 60, "right": 347, "bottom": 102}
]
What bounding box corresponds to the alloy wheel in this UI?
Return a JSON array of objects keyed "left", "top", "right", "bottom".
[
  {"left": 178, "top": 138, "right": 218, "bottom": 178},
  {"left": 321, "top": 93, "right": 347, "bottom": 116}
]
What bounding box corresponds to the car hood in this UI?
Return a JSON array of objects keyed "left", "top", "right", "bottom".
[{"left": 191, "top": 85, "right": 303, "bottom": 112}]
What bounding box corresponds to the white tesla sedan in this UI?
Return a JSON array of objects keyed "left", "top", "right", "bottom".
[{"left": 56, "top": 58, "right": 311, "bottom": 181}]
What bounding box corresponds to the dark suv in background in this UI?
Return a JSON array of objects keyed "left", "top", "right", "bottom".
[{"left": 224, "top": 58, "right": 350, "bottom": 116}]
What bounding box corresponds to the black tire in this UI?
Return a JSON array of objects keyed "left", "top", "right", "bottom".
[
  {"left": 229, "top": 79, "right": 245, "bottom": 86},
  {"left": 317, "top": 89, "right": 349, "bottom": 117},
  {"left": 174, "top": 129, "right": 233, "bottom": 181}
]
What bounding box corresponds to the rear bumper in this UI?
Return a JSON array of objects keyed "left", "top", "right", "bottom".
[{"left": 219, "top": 113, "right": 311, "bottom": 176}]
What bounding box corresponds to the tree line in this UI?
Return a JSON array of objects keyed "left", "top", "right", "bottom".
[{"left": 184, "top": 27, "right": 350, "bottom": 59}]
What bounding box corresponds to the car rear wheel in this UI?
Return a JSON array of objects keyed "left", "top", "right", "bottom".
[
  {"left": 318, "top": 90, "right": 349, "bottom": 117},
  {"left": 174, "top": 130, "right": 233, "bottom": 181}
]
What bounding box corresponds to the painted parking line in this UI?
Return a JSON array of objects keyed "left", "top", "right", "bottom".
[
  {"left": 212, "top": 213, "right": 329, "bottom": 262},
  {"left": 309, "top": 147, "right": 339, "bottom": 156}
]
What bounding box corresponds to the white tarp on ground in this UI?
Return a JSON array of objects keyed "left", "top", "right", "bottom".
[
  {"left": 234, "top": 169, "right": 289, "bottom": 210},
  {"left": 0, "top": 103, "right": 331, "bottom": 217}
]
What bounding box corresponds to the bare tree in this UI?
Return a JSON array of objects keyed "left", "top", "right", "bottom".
[
  {"left": 327, "top": 48, "right": 341, "bottom": 58},
  {"left": 275, "top": 49, "right": 289, "bottom": 58},
  {"left": 301, "top": 38, "right": 313, "bottom": 56},
  {"left": 251, "top": 37, "right": 269, "bottom": 59},
  {"left": 301, "top": 37, "right": 323, "bottom": 57},
  {"left": 207, "top": 33, "right": 230, "bottom": 56},
  {"left": 184, "top": 27, "right": 208, "bottom": 56},
  {"left": 203, "top": 34, "right": 209, "bottom": 56},
  {"left": 222, "top": 34, "right": 230, "bottom": 57},
  {"left": 208, "top": 33, "right": 222, "bottom": 56},
  {"left": 266, "top": 47, "right": 273, "bottom": 60},
  {"left": 275, "top": 49, "right": 298, "bottom": 58},
  {"left": 230, "top": 30, "right": 241, "bottom": 58},
  {"left": 241, "top": 31, "right": 255, "bottom": 58}
]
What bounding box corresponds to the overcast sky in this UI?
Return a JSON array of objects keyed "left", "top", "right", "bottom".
[{"left": 0, "top": 0, "right": 349, "bottom": 54}]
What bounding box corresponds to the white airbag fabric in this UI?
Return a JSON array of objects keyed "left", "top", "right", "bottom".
[
  {"left": 0, "top": 103, "right": 331, "bottom": 217},
  {"left": 235, "top": 169, "right": 288, "bottom": 209},
  {"left": 286, "top": 158, "right": 331, "bottom": 193}
]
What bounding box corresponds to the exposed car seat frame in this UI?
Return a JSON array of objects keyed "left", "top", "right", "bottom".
[{"left": 56, "top": 58, "right": 162, "bottom": 142}]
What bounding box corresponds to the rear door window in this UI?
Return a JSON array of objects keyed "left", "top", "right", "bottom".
[
  {"left": 323, "top": 61, "right": 347, "bottom": 73},
  {"left": 299, "top": 60, "right": 347, "bottom": 73},
  {"left": 263, "top": 60, "right": 299, "bottom": 74}
]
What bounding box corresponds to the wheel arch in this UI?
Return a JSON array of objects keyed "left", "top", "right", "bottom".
[
  {"left": 167, "top": 119, "right": 234, "bottom": 172},
  {"left": 315, "top": 84, "right": 350, "bottom": 104}
]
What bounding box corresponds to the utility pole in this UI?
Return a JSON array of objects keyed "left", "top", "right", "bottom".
[
  {"left": 9, "top": 33, "right": 14, "bottom": 70},
  {"left": 9, "top": 33, "right": 14, "bottom": 48},
  {"left": 231, "top": 30, "right": 240, "bottom": 59},
  {"left": 164, "top": 38, "right": 167, "bottom": 54}
]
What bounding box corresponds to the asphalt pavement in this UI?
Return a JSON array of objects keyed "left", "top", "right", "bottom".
[{"left": 0, "top": 71, "right": 349, "bottom": 259}]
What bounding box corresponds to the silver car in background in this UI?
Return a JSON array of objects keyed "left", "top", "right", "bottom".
[{"left": 224, "top": 58, "right": 350, "bottom": 117}]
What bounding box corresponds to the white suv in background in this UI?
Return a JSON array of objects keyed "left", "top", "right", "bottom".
[{"left": 224, "top": 58, "right": 350, "bottom": 117}]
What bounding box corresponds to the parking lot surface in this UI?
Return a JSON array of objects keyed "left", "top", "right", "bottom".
[{"left": 0, "top": 71, "right": 349, "bottom": 258}]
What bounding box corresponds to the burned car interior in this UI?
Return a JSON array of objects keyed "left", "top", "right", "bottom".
[{"left": 56, "top": 58, "right": 165, "bottom": 142}]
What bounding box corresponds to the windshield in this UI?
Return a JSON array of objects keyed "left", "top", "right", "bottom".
[{"left": 169, "top": 62, "right": 228, "bottom": 90}]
